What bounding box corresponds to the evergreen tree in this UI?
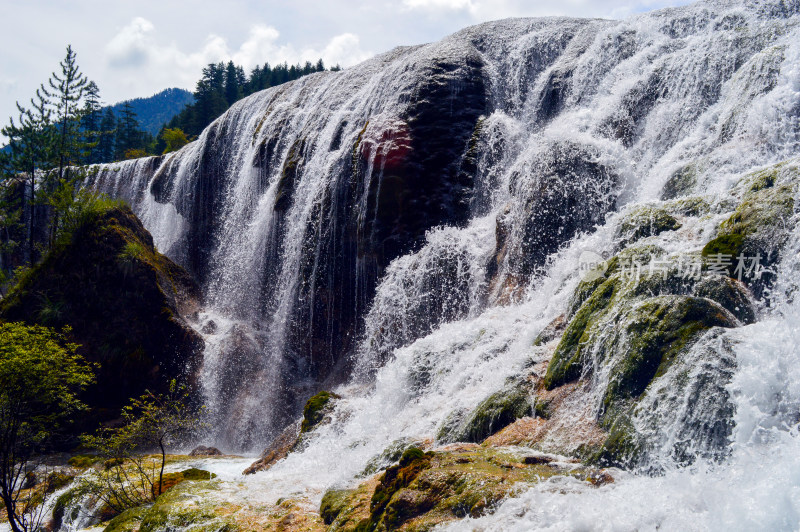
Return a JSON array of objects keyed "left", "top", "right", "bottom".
[
  {"left": 115, "top": 101, "right": 141, "bottom": 160},
  {"left": 1, "top": 90, "right": 55, "bottom": 261},
  {"left": 80, "top": 81, "right": 102, "bottom": 165},
  {"left": 96, "top": 108, "right": 116, "bottom": 164},
  {"left": 224, "top": 61, "right": 244, "bottom": 106},
  {"left": 40, "top": 45, "right": 87, "bottom": 182},
  {"left": 163, "top": 57, "right": 334, "bottom": 139}
]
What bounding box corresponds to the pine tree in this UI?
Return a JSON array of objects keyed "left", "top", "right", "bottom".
[
  {"left": 96, "top": 108, "right": 116, "bottom": 163},
  {"left": 1, "top": 90, "right": 55, "bottom": 261},
  {"left": 115, "top": 101, "right": 141, "bottom": 160},
  {"left": 80, "top": 81, "right": 102, "bottom": 165},
  {"left": 41, "top": 45, "right": 87, "bottom": 182},
  {"left": 224, "top": 61, "right": 244, "bottom": 106}
]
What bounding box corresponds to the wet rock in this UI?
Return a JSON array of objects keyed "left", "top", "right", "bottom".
[
  {"left": 243, "top": 419, "right": 301, "bottom": 475},
  {"left": 336, "top": 446, "right": 612, "bottom": 530},
  {"left": 244, "top": 390, "right": 341, "bottom": 474},
  {"left": 616, "top": 205, "right": 682, "bottom": 247},
  {"left": 522, "top": 455, "right": 555, "bottom": 465},
  {"left": 438, "top": 381, "right": 533, "bottom": 443},
  {"left": 301, "top": 390, "right": 341, "bottom": 433},
  {"left": 188, "top": 446, "right": 223, "bottom": 457},
  {"left": 512, "top": 140, "right": 619, "bottom": 277},
  {"left": 661, "top": 164, "right": 698, "bottom": 200},
  {"left": 533, "top": 315, "right": 566, "bottom": 346},
  {"left": 702, "top": 164, "right": 799, "bottom": 297}
]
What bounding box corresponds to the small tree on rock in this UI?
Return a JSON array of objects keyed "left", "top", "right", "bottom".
[
  {"left": 80, "top": 381, "right": 203, "bottom": 514},
  {"left": 0, "top": 322, "right": 94, "bottom": 532}
]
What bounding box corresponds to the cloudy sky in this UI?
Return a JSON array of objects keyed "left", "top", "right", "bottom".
[{"left": 1, "top": 0, "right": 694, "bottom": 137}]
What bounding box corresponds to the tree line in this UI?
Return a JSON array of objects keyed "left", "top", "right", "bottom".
[{"left": 163, "top": 58, "right": 337, "bottom": 139}]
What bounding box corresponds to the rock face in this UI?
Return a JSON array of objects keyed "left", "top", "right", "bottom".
[{"left": 0, "top": 204, "right": 203, "bottom": 423}]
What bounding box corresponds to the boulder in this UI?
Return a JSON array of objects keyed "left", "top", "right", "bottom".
[
  {"left": 0, "top": 204, "right": 203, "bottom": 425},
  {"left": 188, "top": 446, "right": 223, "bottom": 457}
]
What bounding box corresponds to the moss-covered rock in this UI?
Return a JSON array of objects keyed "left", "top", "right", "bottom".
[
  {"left": 662, "top": 196, "right": 711, "bottom": 217},
  {"left": 136, "top": 481, "right": 232, "bottom": 532},
  {"left": 346, "top": 447, "right": 610, "bottom": 531},
  {"left": 301, "top": 390, "right": 341, "bottom": 434},
  {"left": 599, "top": 296, "right": 737, "bottom": 421},
  {"left": 361, "top": 438, "right": 422, "bottom": 477},
  {"left": 702, "top": 164, "right": 798, "bottom": 293},
  {"left": 321, "top": 488, "right": 357, "bottom": 525},
  {"left": 68, "top": 454, "right": 100, "bottom": 468},
  {"left": 0, "top": 205, "right": 203, "bottom": 427},
  {"left": 661, "top": 163, "right": 698, "bottom": 200},
  {"left": 616, "top": 205, "right": 682, "bottom": 246},
  {"left": 51, "top": 484, "right": 90, "bottom": 530},
  {"left": 439, "top": 384, "right": 533, "bottom": 443},
  {"left": 102, "top": 506, "right": 150, "bottom": 532},
  {"left": 693, "top": 276, "right": 756, "bottom": 324},
  {"left": 545, "top": 276, "right": 620, "bottom": 389}
]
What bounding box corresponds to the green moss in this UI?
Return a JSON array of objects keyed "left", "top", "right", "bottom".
[
  {"left": 136, "top": 481, "right": 232, "bottom": 532},
  {"left": 46, "top": 471, "right": 74, "bottom": 492},
  {"left": 68, "top": 454, "right": 100, "bottom": 468},
  {"left": 353, "top": 447, "right": 610, "bottom": 530},
  {"left": 369, "top": 448, "right": 434, "bottom": 530},
  {"left": 180, "top": 468, "right": 216, "bottom": 481},
  {"left": 701, "top": 233, "right": 745, "bottom": 264},
  {"left": 662, "top": 196, "right": 711, "bottom": 217},
  {"left": 442, "top": 385, "right": 533, "bottom": 443},
  {"left": 589, "top": 417, "right": 642, "bottom": 467},
  {"left": 320, "top": 488, "right": 355, "bottom": 525},
  {"left": 103, "top": 506, "right": 150, "bottom": 532},
  {"left": 533, "top": 397, "right": 552, "bottom": 419},
  {"left": 545, "top": 277, "right": 618, "bottom": 389},
  {"left": 301, "top": 390, "right": 341, "bottom": 433},
  {"left": 361, "top": 438, "right": 420, "bottom": 477},
  {"left": 617, "top": 206, "right": 682, "bottom": 246},
  {"left": 693, "top": 276, "right": 756, "bottom": 324},
  {"left": 53, "top": 485, "right": 89, "bottom": 529},
  {"left": 741, "top": 164, "right": 782, "bottom": 193},
  {"left": 601, "top": 296, "right": 736, "bottom": 417},
  {"left": 702, "top": 177, "right": 796, "bottom": 289}
]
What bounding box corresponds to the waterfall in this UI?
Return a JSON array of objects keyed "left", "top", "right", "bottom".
[{"left": 86, "top": 0, "right": 800, "bottom": 474}]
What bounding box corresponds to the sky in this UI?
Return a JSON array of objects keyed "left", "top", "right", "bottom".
[{"left": 0, "top": 0, "right": 695, "bottom": 140}]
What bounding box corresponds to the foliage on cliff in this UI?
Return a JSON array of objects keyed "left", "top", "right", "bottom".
[{"left": 0, "top": 200, "right": 203, "bottom": 424}]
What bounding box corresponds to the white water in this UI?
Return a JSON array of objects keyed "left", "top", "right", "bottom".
[{"left": 77, "top": 0, "right": 800, "bottom": 529}]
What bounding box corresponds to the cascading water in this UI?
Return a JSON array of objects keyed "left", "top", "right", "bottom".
[{"left": 83, "top": 0, "right": 800, "bottom": 527}]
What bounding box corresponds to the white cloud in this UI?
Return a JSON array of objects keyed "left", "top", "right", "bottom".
[
  {"left": 104, "top": 17, "right": 372, "bottom": 93},
  {"left": 403, "top": 0, "right": 475, "bottom": 11},
  {"left": 231, "top": 25, "right": 371, "bottom": 69}
]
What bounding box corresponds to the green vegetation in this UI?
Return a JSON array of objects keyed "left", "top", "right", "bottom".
[
  {"left": 0, "top": 202, "right": 203, "bottom": 425},
  {"left": 160, "top": 127, "right": 190, "bottom": 154},
  {"left": 301, "top": 390, "right": 341, "bottom": 433},
  {"left": 165, "top": 59, "right": 337, "bottom": 141},
  {"left": 79, "top": 381, "right": 203, "bottom": 516},
  {"left": 438, "top": 383, "right": 533, "bottom": 443},
  {"left": 325, "top": 447, "right": 612, "bottom": 531},
  {"left": 616, "top": 205, "right": 682, "bottom": 246},
  {"left": 0, "top": 322, "right": 94, "bottom": 532}
]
